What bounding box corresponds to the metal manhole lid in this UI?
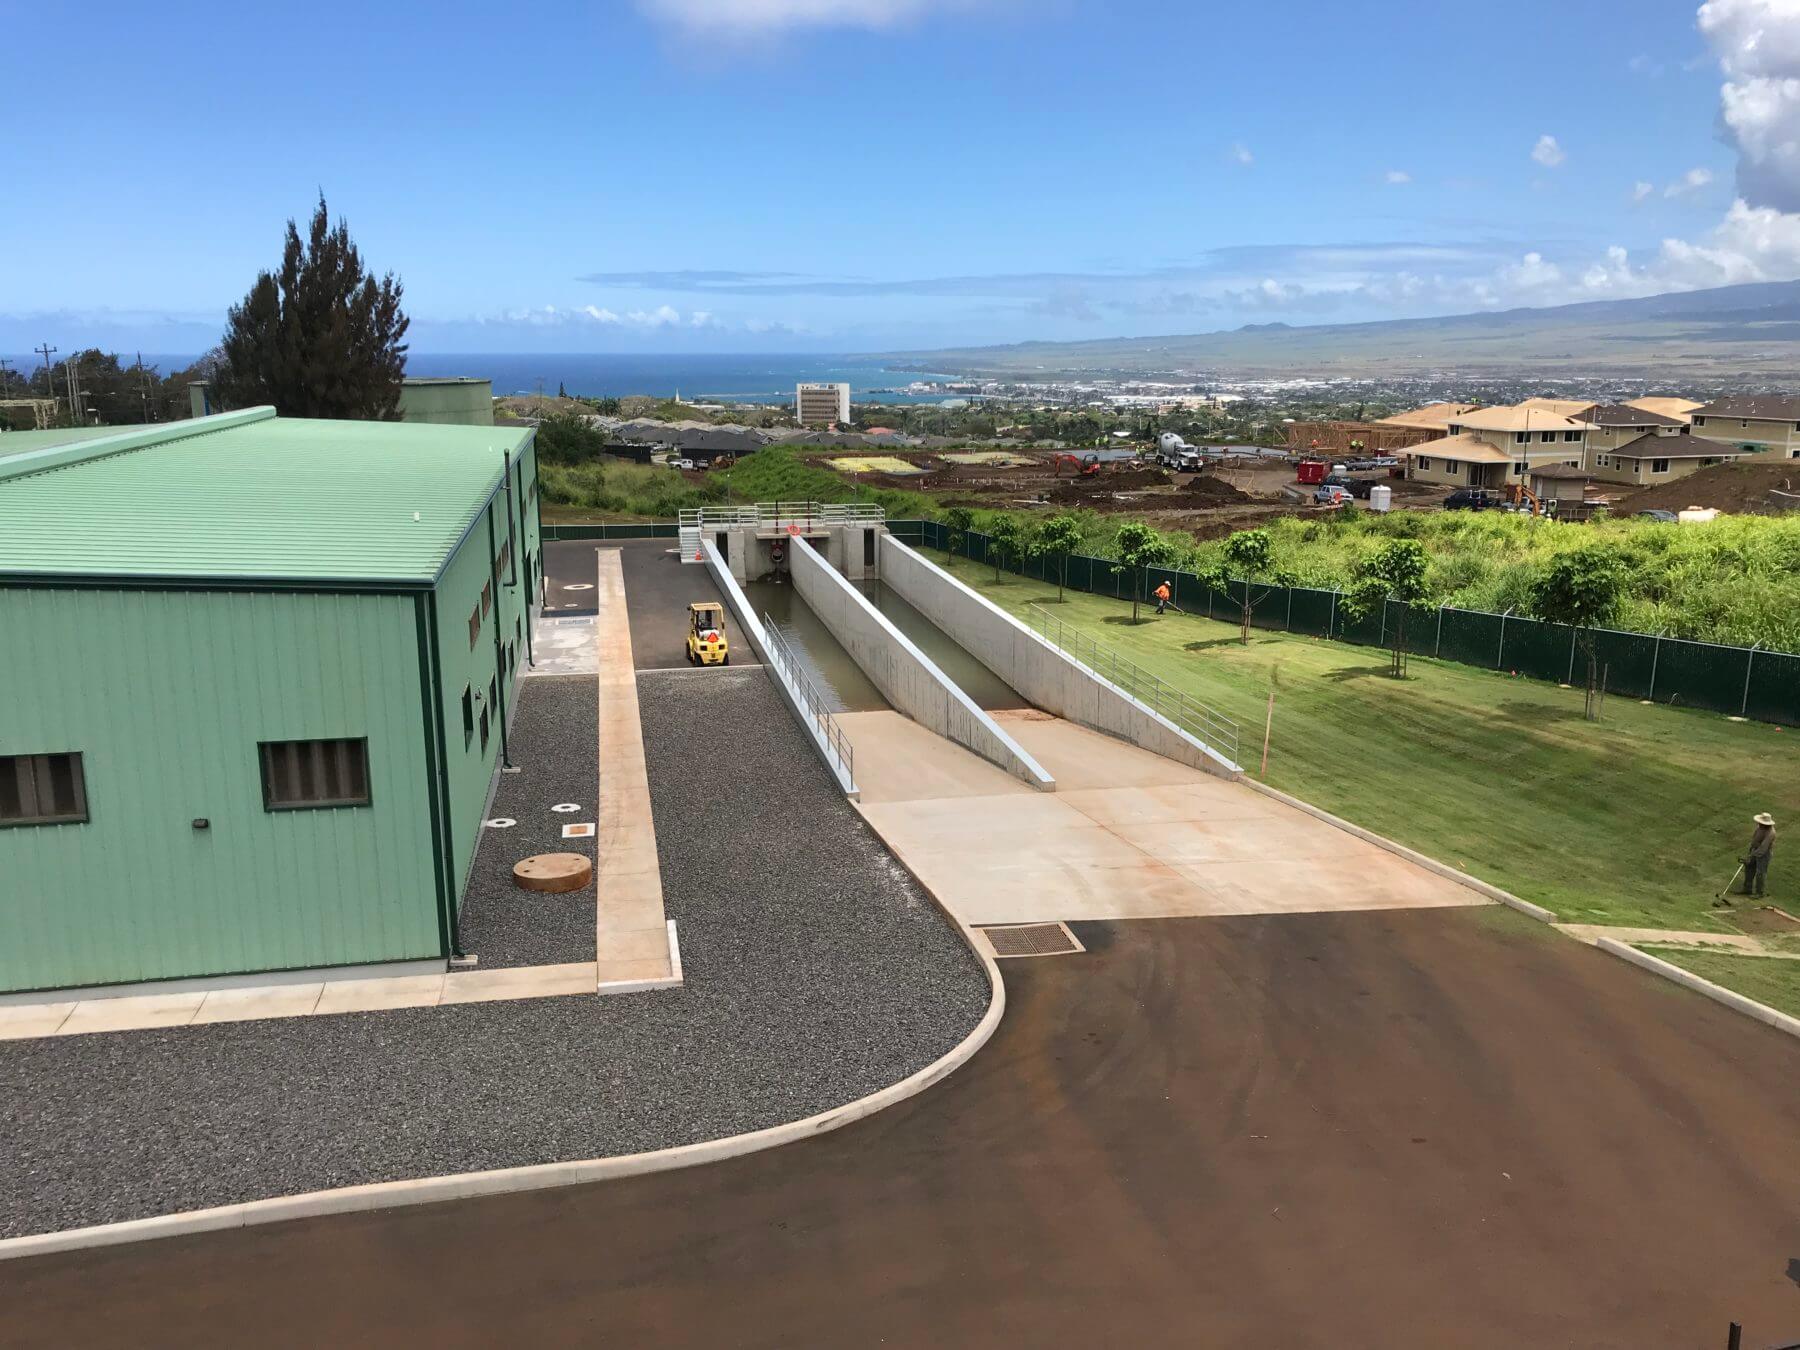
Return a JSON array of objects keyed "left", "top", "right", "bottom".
[{"left": 978, "top": 922, "right": 1085, "bottom": 959}]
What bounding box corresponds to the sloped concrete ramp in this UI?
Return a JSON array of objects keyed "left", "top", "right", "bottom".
[{"left": 846, "top": 708, "right": 1479, "bottom": 925}]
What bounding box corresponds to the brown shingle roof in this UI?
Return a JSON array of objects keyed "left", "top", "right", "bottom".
[
  {"left": 1610, "top": 432, "right": 1747, "bottom": 460},
  {"left": 1583, "top": 403, "right": 1686, "bottom": 428},
  {"left": 1693, "top": 395, "right": 1800, "bottom": 421}
]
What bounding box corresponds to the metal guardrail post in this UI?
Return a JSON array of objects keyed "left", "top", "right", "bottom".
[
  {"left": 1648, "top": 630, "right": 1663, "bottom": 702},
  {"left": 1742, "top": 643, "right": 1760, "bottom": 717},
  {"left": 1498, "top": 607, "right": 1513, "bottom": 670}
]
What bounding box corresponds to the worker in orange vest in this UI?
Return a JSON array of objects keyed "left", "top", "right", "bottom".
[{"left": 1154, "top": 580, "right": 1173, "bottom": 615}]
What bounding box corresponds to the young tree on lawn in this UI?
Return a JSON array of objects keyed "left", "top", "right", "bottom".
[
  {"left": 1339, "top": 538, "right": 1433, "bottom": 678},
  {"left": 1196, "top": 528, "right": 1290, "bottom": 644},
  {"left": 216, "top": 195, "right": 410, "bottom": 419},
  {"left": 1530, "top": 547, "right": 1626, "bottom": 720},
  {"left": 1037, "top": 513, "right": 1084, "bottom": 601},
  {"left": 942, "top": 506, "right": 974, "bottom": 569},
  {"left": 988, "top": 515, "right": 1026, "bottom": 582},
  {"left": 1112, "top": 520, "right": 1175, "bottom": 622}
]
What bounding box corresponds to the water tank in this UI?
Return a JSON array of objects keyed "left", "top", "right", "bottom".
[{"left": 1368, "top": 484, "right": 1393, "bottom": 513}]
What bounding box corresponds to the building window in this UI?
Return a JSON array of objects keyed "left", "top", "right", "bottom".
[
  {"left": 1563, "top": 431, "right": 1581, "bottom": 442},
  {"left": 1539, "top": 431, "right": 1555, "bottom": 443},
  {"left": 0, "top": 752, "right": 88, "bottom": 827},
  {"left": 479, "top": 706, "right": 490, "bottom": 753},
  {"left": 1693, "top": 415, "right": 1706, "bottom": 427},
  {"left": 1417, "top": 457, "right": 1432, "bottom": 470},
  {"left": 481, "top": 579, "right": 493, "bottom": 618},
  {"left": 1651, "top": 458, "right": 1670, "bottom": 474},
  {"left": 1446, "top": 424, "right": 1461, "bottom": 436},
  {"left": 259, "top": 738, "right": 370, "bottom": 811},
  {"left": 1742, "top": 419, "right": 1750, "bottom": 428},
  {"left": 462, "top": 686, "right": 475, "bottom": 747},
  {"left": 1514, "top": 432, "right": 1529, "bottom": 444},
  {"left": 489, "top": 675, "right": 498, "bottom": 710},
  {"left": 1514, "top": 461, "right": 1528, "bottom": 475},
  {"left": 497, "top": 539, "right": 511, "bottom": 578},
  {"left": 469, "top": 605, "right": 481, "bottom": 650}
]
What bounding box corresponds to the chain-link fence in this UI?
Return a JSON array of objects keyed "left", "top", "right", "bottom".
[{"left": 898, "top": 518, "right": 1799, "bottom": 728}]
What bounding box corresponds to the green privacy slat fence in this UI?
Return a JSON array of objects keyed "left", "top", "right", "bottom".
[
  {"left": 893, "top": 518, "right": 1799, "bottom": 728},
  {"left": 540, "top": 522, "right": 680, "bottom": 540}
]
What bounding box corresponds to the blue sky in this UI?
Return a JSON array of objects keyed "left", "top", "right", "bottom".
[{"left": 5, "top": 0, "right": 1800, "bottom": 354}]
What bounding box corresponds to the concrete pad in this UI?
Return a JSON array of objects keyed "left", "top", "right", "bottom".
[
  {"left": 598, "top": 927, "right": 673, "bottom": 963},
  {"left": 438, "top": 963, "right": 599, "bottom": 1005},
  {"left": 191, "top": 984, "right": 325, "bottom": 1024},
  {"left": 311, "top": 975, "right": 449, "bottom": 1016},
  {"left": 0, "top": 1003, "right": 76, "bottom": 1039},
  {"left": 850, "top": 708, "right": 1481, "bottom": 926},
  {"left": 57, "top": 993, "right": 207, "bottom": 1036},
  {"left": 595, "top": 956, "right": 674, "bottom": 984}
]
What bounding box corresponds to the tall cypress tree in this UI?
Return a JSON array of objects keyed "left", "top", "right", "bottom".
[{"left": 216, "top": 196, "right": 409, "bottom": 419}]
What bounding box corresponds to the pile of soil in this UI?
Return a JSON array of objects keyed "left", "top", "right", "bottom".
[
  {"left": 1102, "top": 467, "right": 1171, "bottom": 489},
  {"left": 1166, "top": 476, "right": 1253, "bottom": 507},
  {"left": 1615, "top": 461, "right": 1800, "bottom": 515}
]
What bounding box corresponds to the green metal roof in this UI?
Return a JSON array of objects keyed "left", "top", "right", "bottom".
[
  {"left": 0, "top": 425, "right": 132, "bottom": 459},
  {"left": 0, "top": 408, "right": 532, "bottom": 585}
]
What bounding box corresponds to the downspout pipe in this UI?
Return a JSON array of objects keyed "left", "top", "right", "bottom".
[{"left": 486, "top": 502, "right": 513, "bottom": 771}]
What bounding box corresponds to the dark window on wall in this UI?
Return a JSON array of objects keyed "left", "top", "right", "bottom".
[
  {"left": 0, "top": 752, "right": 88, "bottom": 826},
  {"left": 1564, "top": 431, "right": 1582, "bottom": 442},
  {"left": 1652, "top": 458, "right": 1670, "bottom": 473},
  {"left": 863, "top": 531, "right": 876, "bottom": 567},
  {"left": 481, "top": 579, "right": 493, "bottom": 618},
  {"left": 479, "top": 706, "right": 490, "bottom": 753},
  {"left": 498, "top": 540, "right": 511, "bottom": 579},
  {"left": 469, "top": 605, "right": 481, "bottom": 650},
  {"left": 1539, "top": 431, "right": 1555, "bottom": 443},
  {"left": 489, "top": 675, "right": 498, "bottom": 710},
  {"left": 259, "top": 738, "right": 370, "bottom": 811},
  {"left": 462, "top": 687, "right": 475, "bottom": 747},
  {"left": 1694, "top": 415, "right": 1707, "bottom": 427}
]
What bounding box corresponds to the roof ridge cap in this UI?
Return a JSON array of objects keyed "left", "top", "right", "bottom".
[{"left": 0, "top": 407, "right": 278, "bottom": 485}]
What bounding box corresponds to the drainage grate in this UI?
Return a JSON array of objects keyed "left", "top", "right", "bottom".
[{"left": 979, "top": 922, "right": 1084, "bottom": 959}]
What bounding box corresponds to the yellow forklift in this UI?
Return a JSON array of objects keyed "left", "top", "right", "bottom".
[{"left": 686, "top": 601, "right": 729, "bottom": 666}]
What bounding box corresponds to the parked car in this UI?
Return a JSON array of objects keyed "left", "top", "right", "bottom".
[
  {"left": 1445, "top": 487, "right": 1502, "bottom": 511},
  {"left": 1635, "top": 509, "right": 1679, "bottom": 523},
  {"left": 674, "top": 458, "right": 696, "bottom": 470},
  {"left": 1314, "top": 484, "right": 1354, "bottom": 506},
  {"left": 1348, "top": 477, "right": 1381, "bottom": 499}
]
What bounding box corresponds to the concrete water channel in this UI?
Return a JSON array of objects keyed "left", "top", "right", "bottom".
[{"left": 744, "top": 575, "right": 1025, "bottom": 714}]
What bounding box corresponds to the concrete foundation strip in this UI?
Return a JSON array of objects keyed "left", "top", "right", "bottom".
[{"left": 0, "top": 896, "right": 1001, "bottom": 1260}]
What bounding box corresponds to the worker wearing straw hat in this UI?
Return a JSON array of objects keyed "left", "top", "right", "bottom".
[{"left": 1743, "top": 813, "right": 1777, "bottom": 898}]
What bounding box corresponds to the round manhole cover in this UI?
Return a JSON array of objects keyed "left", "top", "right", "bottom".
[
  {"left": 484, "top": 817, "right": 516, "bottom": 829},
  {"left": 551, "top": 803, "right": 582, "bottom": 813}
]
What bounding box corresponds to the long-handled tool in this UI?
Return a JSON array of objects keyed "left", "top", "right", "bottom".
[{"left": 1715, "top": 862, "right": 1744, "bottom": 903}]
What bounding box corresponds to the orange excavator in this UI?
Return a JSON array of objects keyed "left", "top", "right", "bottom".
[{"left": 1054, "top": 452, "right": 1101, "bottom": 478}]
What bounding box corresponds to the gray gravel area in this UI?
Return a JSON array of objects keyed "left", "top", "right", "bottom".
[
  {"left": 0, "top": 666, "right": 989, "bottom": 1239},
  {"left": 455, "top": 675, "right": 598, "bottom": 968}
]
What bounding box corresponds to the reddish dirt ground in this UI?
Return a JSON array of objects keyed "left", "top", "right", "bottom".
[
  {"left": 1615, "top": 460, "right": 1800, "bottom": 515},
  {"left": 9, "top": 908, "right": 1800, "bottom": 1349}
]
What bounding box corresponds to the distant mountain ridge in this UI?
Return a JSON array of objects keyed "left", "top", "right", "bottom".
[{"left": 881, "top": 280, "right": 1800, "bottom": 379}]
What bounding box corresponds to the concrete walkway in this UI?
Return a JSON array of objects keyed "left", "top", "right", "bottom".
[
  {"left": 594, "top": 549, "right": 676, "bottom": 985},
  {"left": 845, "top": 708, "right": 1480, "bottom": 925}
]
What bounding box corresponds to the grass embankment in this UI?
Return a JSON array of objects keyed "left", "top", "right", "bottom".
[
  {"left": 932, "top": 552, "right": 1796, "bottom": 938},
  {"left": 1637, "top": 948, "right": 1800, "bottom": 1019},
  {"left": 956, "top": 507, "right": 1800, "bottom": 652}
]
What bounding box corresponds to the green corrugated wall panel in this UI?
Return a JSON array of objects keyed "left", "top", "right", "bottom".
[
  {"left": 0, "top": 587, "right": 439, "bottom": 991},
  {"left": 433, "top": 483, "right": 534, "bottom": 910}
]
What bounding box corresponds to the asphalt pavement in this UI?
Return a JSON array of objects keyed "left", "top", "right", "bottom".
[{"left": 11, "top": 906, "right": 1800, "bottom": 1347}]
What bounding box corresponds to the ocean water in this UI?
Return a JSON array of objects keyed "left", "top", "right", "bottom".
[{"left": 403, "top": 353, "right": 956, "bottom": 404}]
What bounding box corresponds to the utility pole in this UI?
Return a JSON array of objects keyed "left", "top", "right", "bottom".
[
  {"left": 135, "top": 352, "right": 155, "bottom": 421},
  {"left": 0, "top": 358, "right": 13, "bottom": 397},
  {"left": 34, "top": 343, "right": 57, "bottom": 405}
]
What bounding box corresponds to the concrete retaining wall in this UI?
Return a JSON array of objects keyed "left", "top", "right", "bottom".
[
  {"left": 703, "top": 539, "right": 857, "bottom": 797},
  {"left": 789, "top": 537, "right": 1054, "bottom": 790},
  {"left": 877, "top": 536, "right": 1240, "bottom": 779}
]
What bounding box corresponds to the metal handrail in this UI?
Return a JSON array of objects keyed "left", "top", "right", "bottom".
[
  {"left": 680, "top": 501, "right": 887, "bottom": 531},
  {"left": 1025, "top": 603, "right": 1240, "bottom": 761},
  {"left": 761, "top": 616, "right": 856, "bottom": 786}
]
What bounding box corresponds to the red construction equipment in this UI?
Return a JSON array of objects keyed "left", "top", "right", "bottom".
[{"left": 1054, "top": 453, "right": 1101, "bottom": 478}]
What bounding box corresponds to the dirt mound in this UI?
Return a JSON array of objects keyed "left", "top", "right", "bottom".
[
  {"left": 1103, "top": 467, "right": 1171, "bottom": 489},
  {"left": 1167, "top": 476, "right": 1253, "bottom": 507},
  {"left": 1615, "top": 460, "right": 1800, "bottom": 515}
]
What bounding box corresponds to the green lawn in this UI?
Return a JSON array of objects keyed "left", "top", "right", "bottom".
[
  {"left": 930, "top": 551, "right": 1797, "bottom": 936},
  {"left": 1637, "top": 947, "right": 1800, "bottom": 1019}
]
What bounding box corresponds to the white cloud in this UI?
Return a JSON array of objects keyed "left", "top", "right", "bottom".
[
  {"left": 1229, "top": 142, "right": 1254, "bottom": 167},
  {"left": 1632, "top": 180, "right": 1655, "bottom": 203},
  {"left": 637, "top": 0, "right": 972, "bottom": 32},
  {"left": 1531, "top": 134, "right": 1566, "bottom": 168},
  {"left": 1698, "top": 0, "right": 1800, "bottom": 209},
  {"left": 1665, "top": 166, "right": 1716, "bottom": 196},
  {"left": 1384, "top": 169, "right": 1411, "bottom": 185}
]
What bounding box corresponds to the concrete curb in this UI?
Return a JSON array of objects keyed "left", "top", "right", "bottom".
[
  {"left": 0, "top": 904, "right": 1004, "bottom": 1263},
  {"left": 1595, "top": 938, "right": 1800, "bottom": 1040},
  {"left": 1239, "top": 779, "right": 1557, "bottom": 923}
]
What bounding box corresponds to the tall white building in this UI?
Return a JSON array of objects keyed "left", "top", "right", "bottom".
[{"left": 796, "top": 382, "right": 851, "bottom": 427}]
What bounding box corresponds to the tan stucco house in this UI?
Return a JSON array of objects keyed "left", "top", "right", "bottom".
[
  {"left": 1400, "top": 404, "right": 1588, "bottom": 488},
  {"left": 1690, "top": 396, "right": 1800, "bottom": 460},
  {"left": 1587, "top": 430, "right": 1741, "bottom": 486}
]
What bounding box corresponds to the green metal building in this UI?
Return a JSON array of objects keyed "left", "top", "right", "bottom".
[{"left": 0, "top": 407, "right": 541, "bottom": 994}]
